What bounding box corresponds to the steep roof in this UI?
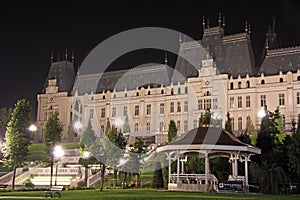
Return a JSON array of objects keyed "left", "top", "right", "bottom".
[
  {"left": 175, "top": 27, "right": 255, "bottom": 80},
  {"left": 72, "top": 64, "right": 172, "bottom": 95},
  {"left": 170, "top": 127, "right": 247, "bottom": 146},
  {"left": 43, "top": 61, "right": 75, "bottom": 94},
  {"left": 258, "top": 46, "right": 300, "bottom": 75}
]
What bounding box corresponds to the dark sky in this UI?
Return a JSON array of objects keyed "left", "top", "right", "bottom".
[{"left": 0, "top": 0, "right": 300, "bottom": 119}]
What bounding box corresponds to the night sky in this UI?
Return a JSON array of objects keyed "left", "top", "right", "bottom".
[{"left": 0, "top": 0, "right": 300, "bottom": 119}]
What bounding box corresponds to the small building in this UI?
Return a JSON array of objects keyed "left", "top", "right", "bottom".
[{"left": 156, "top": 125, "right": 261, "bottom": 192}]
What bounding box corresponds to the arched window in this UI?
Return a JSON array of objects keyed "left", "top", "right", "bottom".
[
  {"left": 238, "top": 81, "right": 242, "bottom": 89},
  {"left": 261, "top": 79, "right": 265, "bottom": 84},
  {"left": 134, "top": 123, "right": 139, "bottom": 132},
  {"left": 279, "top": 78, "right": 283, "bottom": 83},
  {"left": 161, "top": 89, "right": 164, "bottom": 94},
  {"left": 148, "top": 91, "right": 151, "bottom": 95},
  {"left": 136, "top": 92, "right": 139, "bottom": 96},
  {"left": 230, "top": 82, "right": 234, "bottom": 90},
  {"left": 297, "top": 76, "right": 300, "bottom": 81},
  {"left": 146, "top": 122, "right": 150, "bottom": 134},
  {"left": 238, "top": 117, "right": 242, "bottom": 131},
  {"left": 171, "top": 88, "right": 174, "bottom": 95},
  {"left": 246, "top": 81, "right": 250, "bottom": 88}
]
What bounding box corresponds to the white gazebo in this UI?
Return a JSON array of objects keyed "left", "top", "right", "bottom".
[{"left": 156, "top": 126, "right": 261, "bottom": 192}]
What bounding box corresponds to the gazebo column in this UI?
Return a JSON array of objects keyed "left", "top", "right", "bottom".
[
  {"left": 244, "top": 155, "right": 250, "bottom": 188},
  {"left": 168, "top": 153, "right": 171, "bottom": 184},
  {"left": 234, "top": 154, "right": 238, "bottom": 180},
  {"left": 177, "top": 151, "right": 180, "bottom": 184},
  {"left": 205, "top": 151, "right": 209, "bottom": 190}
]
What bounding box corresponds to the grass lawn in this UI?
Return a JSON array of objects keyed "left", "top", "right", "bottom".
[
  {"left": 0, "top": 189, "right": 299, "bottom": 200},
  {"left": 27, "top": 142, "right": 80, "bottom": 161}
]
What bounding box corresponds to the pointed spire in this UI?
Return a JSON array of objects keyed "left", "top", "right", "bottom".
[
  {"left": 65, "top": 48, "right": 68, "bottom": 61},
  {"left": 202, "top": 16, "right": 206, "bottom": 29},
  {"left": 248, "top": 24, "right": 251, "bottom": 34},
  {"left": 272, "top": 16, "right": 276, "bottom": 33},
  {"left": 164, "top": 52, "right": 168, "bottom": 65},
  {"left": 72, "top": 52, "right": 74, "bottom": 65},
  {"left": 222, "top": 16, "right": 226, "bottom": 28},
  {"left": 50, "top": 51, "right": 53, "bottom": 64},
  {"left": 265, "top": 38, "right": 269, "bottom": 50},
  {"left": 218, "top": 12, "right": 222, "bottom": 27},
  {"left": 245, "top": 21, "right": 248, "bottom": 33},
  {"left": 179, "top": 33, "right": 182, "bottom": 43}
]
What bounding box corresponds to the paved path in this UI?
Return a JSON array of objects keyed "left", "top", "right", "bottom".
[{"left": 0, "top": 196, "right": 44, "bottom": 199}]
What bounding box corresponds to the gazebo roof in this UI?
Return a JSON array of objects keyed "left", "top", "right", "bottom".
[{"left": 157, "top": 127, "right": 261, "bottom": 155}]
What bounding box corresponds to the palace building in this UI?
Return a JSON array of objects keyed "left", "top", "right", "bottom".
[{"left": 36, "top": 17, "right": 300, "bottom": 144}]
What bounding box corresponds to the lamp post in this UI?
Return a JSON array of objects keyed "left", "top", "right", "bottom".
[
  {"left": 83, "top": 151, "right": 90, "bottom": 187},
  {"left": 53, "top": 145, "right": 64, "bottom": 186},
  {"left": 29, "top": 124, "right": 37, "bottom": 140}
]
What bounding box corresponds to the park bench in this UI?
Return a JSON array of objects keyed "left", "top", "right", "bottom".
[
  {"left": 45, "top": 185, "right": 63, "bottom": 198},
  {"left": 0, "top": 184, "right": 7, "bottom": 188}
]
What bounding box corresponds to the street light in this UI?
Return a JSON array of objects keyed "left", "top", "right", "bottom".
[
  {"left": 83, "top": 151, "right": 90, "bottom": 187},
  {"left": 29, "top": 124, "right": 37, "bottom": 140},
  {"left": 74, "top": 121, "right": 83, "bottom": 137},
  {"left": 258, "top": 109, "right": 266, "bottom": 118},
  {"left": 53, "top": 145, "right": 64, "bottom": 186}
]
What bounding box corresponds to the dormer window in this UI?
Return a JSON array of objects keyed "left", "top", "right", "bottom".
[
  {"left": 279, "top": 78, "right": 283, "bottom": 83},
  {"left": 261, "top": 79, "right": 265, "bottom": 84},
  {"left": 230, "top": 82, "right": 234, "bottom": 90},
  {"left": 238, "top": 81, "right": 242, "bottom": 89},
  {"left": 246, "top": 81, "right": 250, "bottom": 88}
]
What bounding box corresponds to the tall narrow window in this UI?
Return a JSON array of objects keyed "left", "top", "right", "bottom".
[
  {"left": 213, "top": 98, "right": 218, "bottom": 109},
  {"left": 198, "top": 99, "right": 202, "bottom": 110},
  {"left": 112, "top": 107, "right": 116, "bottom": 117},
  {"left": 101, "top": 108, "right": 105, "bottom": 118},
  {"left": 184, "top": 101, "right": 188, "bottom": 112},
  {"left": 170, "top": 102, "right": 174, "bottom": 113},
  {"left": 246, "top": 96, "right": 250, "bottom": 107},
  {"left": 134, "top": 123, "right": 139, "bottom": 132},
  {"left": 171, "top": 88, "right": 174, "bottom": 95},
  {"left": 238, "top": 117, "right": 242, "bottom": 131},
  {"left": 261, "top": 95, "right": 266, "bottom": 107},
  {"left": 177, "top": 120, "right": 180, "bottom": 130},
  {"left": 161, "top": 89, "right": 164, "bottom": 94},
  {"left": 230, "top": 82, "right": 234, "bottom": 90},
  {"left": 135, "top": 105, "right": 139, "bottom": 116},
  {"left": 177, "top": 101, "right": 181, "bottom": 112},
  {"left": 185, "top": 87, "right": 188, "bottom": 94},
  {"left": 204, "top": 99, "right": 211, "bottom": 109},
  {"left": 297, "top": 92, "right": 300, "bottom": 104},
  {"left": 178, "top": 88, "right": 181, "bottom": 95},
  {"left": 184, "top": 120, "right": 188, "bottom": 132},
  {"left": 246, "top": 80, "right": 250, "bottom": 88},
  {"left": 160, "top": 103, "right": 164, "bottom": 114},
  {"left": 193, "top": 119, "right": 198, "bottom": 128},
  {"left": 123, "top": 106, "right": 127, "bottom": 116},
  {"left": 159, "top": 122, "right": 164, "bottom": 132},
  {"left": 146, "top": 104, "right": 151, "bottom": 115},
  {"left": 146, "top": 122, "right": 150, "bottom": 134},
  {"left": 230, "top": 97, "right": 234, "bottom": 109},
  {"left": 279, "top": 93, "right": 285, "bottom": 106},
  {"left": 238, "top": 96, "right": 242, "bottom": 108},
  {"left": 90, "top": 109, "right": 94, "bottom": 119}
]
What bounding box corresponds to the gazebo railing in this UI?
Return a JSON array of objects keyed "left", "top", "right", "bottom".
[{"left": 169, "top": 173, "right": 218, "bottom": 184}]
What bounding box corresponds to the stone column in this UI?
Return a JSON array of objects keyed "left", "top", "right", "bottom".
[
  {"left": 205, "top": 151, "right": 209, "bottom": 191},
  {"left": 177, "top": 151, "right": 180, "bottom": 184}
]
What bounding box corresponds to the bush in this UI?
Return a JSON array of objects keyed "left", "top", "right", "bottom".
[
  {"left": 77, "top": 181, "right": 85, "bottom": 189},
  {"left": 24, "top": 179, "right": 34, "bottom": 188}
]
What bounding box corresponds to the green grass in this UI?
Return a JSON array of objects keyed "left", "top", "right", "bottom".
[
  {"left": 27, "top": 142, "right": 80, "bottom": 161},
  {"left": 0, "top": 189, "right": 299, "bottom": 200}
]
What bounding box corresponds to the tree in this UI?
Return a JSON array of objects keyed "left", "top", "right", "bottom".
[
  {"left": 1, "top": 99, "right": 31, "bottom": 191},
  {"left": 288, "top": 131, "right": 300, "bottom": 182},
  {"left": 123, "top": 114, "right": 130, "bottom": 133},
  {"left": 168, "top": 120, "right": 177, "bottom": 143},
  {"left": 199, "top": 109, "right": 212, "bottom": 127},
  {"left": 274, "top": 107, "right": 284, "bottom": 135},
  {"left": 44, "top": 112, "right": 63, "bottom": 188},
  {"left": 152, "top": 161, "right": 164, "bottom": 189},
  {"left": 0, "top": 107, "right": 12, "bottom": 141},
  {"left": 224, "top": 112, "right": 233, "bottom": 134},
  {"left": 245, "top": 117, "right": 256, "bottom": 136},
  {"left": 66, "top": 121, "right": 75, "bottom": 142},
  {"left": 80, "top": 118, "right": 97, "bottom": 149}
]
